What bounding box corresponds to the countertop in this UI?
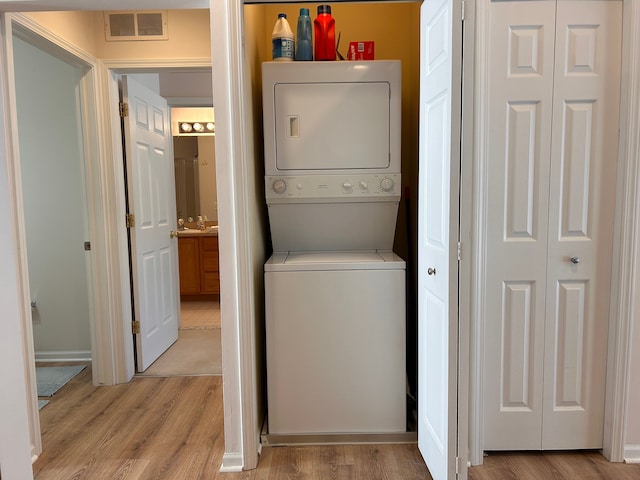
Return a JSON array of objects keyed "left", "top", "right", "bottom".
[{"left": 177, "top": 226, "right": 218, "bottom": 237}]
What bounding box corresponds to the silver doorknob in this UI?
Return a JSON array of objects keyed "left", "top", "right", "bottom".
[
  {"left": 570, "top": 256, "right": 580, "bottom": 264},
  {"left": 428, "top": 267, "right": 437, "bottom": 275}
]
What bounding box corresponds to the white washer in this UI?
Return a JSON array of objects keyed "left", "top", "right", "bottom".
[{"left": 265, "top": 251, "right": 406, "bottom": 435}]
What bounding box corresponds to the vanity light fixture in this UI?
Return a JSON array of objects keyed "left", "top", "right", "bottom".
[{"left": 178, "top": 121, "right": 215, "bottom": 135}]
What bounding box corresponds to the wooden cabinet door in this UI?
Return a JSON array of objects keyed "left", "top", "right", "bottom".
[
  {"left": 178, "top": 237, "right": 201, "bottom": 295},
  {"left": 200, "top": 236, "right": 220, "bottom": 294}
]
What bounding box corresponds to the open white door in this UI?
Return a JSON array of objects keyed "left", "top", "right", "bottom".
[
  {"left": 417, "top": 0, "right": 463, "bottom": 479},
  {"left": 122, "top": 76, "right": 179, "bottom": 372}
]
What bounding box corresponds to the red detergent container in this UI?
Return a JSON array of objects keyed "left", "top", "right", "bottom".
[{"left": 314, "top": 5, "right": 336, "bottom": 61}]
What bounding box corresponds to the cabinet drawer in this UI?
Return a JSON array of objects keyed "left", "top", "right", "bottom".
[
  {"left": 201, "top": 236, "right": 219, "bottom": 251},
  {"left": 202, "top": 251, "right": 219, "bottom": 272},
  {"left": 202, "top": 272, "right": 220, "bottom": 293}
]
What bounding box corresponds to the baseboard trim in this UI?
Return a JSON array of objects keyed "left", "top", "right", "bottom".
[
  {"left": 624, "top": 445, "right": 640, "bottom": 463},
  {"left": 219, "top": 453, "right": 244, "bottom": 472},
  {"left": 35, "top": 350, "right": 91, "bottom": 362}
]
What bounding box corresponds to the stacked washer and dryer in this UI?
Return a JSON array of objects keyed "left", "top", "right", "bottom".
[{"left": 262, "top": 61, "right": 406, "bottom": 437}]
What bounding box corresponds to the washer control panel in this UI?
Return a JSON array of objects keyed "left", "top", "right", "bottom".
[{"left": 265, "top": 174, "right": 401, "bottom": 200}]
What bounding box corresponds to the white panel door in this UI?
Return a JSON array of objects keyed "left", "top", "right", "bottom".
[
  {"left": 483, "top": 0, "right": 621, "bottom": 450},
  {"left": 483, "top": 0, "right": 556, "bottom": 449},
  {"left": 417, "top": 0, "right": 462, "bottom": 478},
  {"left": 542, "top": 0, "right": 621, "bottom": 449},
  {"left": 123, "top": 76, "right": 180, "bottom": 372}
]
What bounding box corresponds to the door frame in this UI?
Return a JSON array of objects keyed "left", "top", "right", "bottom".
[
  {"left": 99, "top": 59, "right": 214, "bottom": 382},
  {"left": 1, "top": 11, "right": 110, "bottom": 460},
  {"left": 469, "top": 0, "right": 638, "bottom": 464},
  {"left": 210, "top": 1, "right": 262, "bottom": 470}
]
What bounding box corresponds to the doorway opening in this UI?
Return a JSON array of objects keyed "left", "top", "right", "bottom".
[
  {"left": 116, "top": 72, "right": 222, "bottom": 377},
  {"left": 142, "top": 123, "right": 222, "bottom": 377},
  {"left": 8, "top": 20, "right": 101, "bottom": 452}
]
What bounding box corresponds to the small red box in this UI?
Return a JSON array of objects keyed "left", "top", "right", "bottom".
[{"left": 348, "top": 41, "right": 375, "bottom": 60}]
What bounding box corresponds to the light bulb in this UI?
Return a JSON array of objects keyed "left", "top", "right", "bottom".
[
  {"left": 193, "top": 122, "right": 204, "bottom": 132},
  {"left": 181, "top": 122, "right": 192, "bottom": 133}
]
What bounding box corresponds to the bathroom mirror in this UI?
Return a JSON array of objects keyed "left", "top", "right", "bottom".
[{"left": 173, "top": 135, "right": 217, "bottom": 222}]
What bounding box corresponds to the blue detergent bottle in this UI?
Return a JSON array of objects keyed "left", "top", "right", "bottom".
[{"left": 295, "top": 7, "right": 313, "bottom": 61}]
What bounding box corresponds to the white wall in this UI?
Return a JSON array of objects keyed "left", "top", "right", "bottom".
[
  {"left": 0, "top": 19, "right": 37, "bottom": 480},
  {"left": 127, "top": 73, "right": 160, "bottom": 94},
  {"left": 0, "top": 136, "right": 35, "bottom": 479},
  {"left": 13, "top": 35, "right": 92, "bottom": 357},
  {"left": 159, "top": 71, "right": 213, "bottom": 101}
]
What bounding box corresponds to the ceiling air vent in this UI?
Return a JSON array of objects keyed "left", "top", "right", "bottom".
[{"left": 104, "top": 11, "right": 168, "bottom": 42}]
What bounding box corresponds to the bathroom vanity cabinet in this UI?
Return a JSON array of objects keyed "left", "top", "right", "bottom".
[{"left": 178, "top": 234, "right": 220, "bottom": 298}]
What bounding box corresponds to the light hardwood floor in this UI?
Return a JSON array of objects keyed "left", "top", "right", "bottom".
[{"left": 33, "top": 365, "right": 640, "bottom": 479}]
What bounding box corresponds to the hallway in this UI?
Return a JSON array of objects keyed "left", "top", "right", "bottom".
[{"left": 32, "top": 364, "right": 430, "bottom": 479}]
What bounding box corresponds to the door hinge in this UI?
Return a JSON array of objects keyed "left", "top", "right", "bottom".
[
  {"left": 126, "top": 213, "right": 135, "bottom": 228},
  {"left": 132, "top": 320, "right": 140, "bottom": 335},
  {"left": 457, "top": 241, "right": 462, "bottom": 261},
  {"left": 84, "top": 241, "right": 91, "bottom": 251},
  {"left": 461, "top": 0, "right": 465, "bottom": 21},
  {"left": 456, "top": 456, "right": 460, "bottom": 475},
  {"left": 119, "top": 101, "right": 129, "bottom": 117}
]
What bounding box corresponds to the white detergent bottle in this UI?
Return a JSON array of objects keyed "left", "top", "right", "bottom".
[{"left": 272, "top": 13, "right": 294, "bottom": 61}]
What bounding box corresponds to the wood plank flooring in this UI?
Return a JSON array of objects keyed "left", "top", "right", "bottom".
[
  {"left": 33, "top": 364, "right": 640, "bottom": 479},
  {"left": 471, "top": 451, "right": 640, "bottom": 480}
]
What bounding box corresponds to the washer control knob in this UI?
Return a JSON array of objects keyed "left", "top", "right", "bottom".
[
  {"left": 380, "top": 177, "right": 395, "bottom": 192},
  {"left": 272, "top": 179, "right": 287, "bottom": 194},
  {"left": 359, "top": 181, "right": 369, "bottom": 190},
  {"left": 343, "top": 181, "right": 353, "bottom": 191}
]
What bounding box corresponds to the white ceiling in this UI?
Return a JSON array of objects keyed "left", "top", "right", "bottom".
[{"left": 0, "top": 0, "right": 209, "bottom": 12}]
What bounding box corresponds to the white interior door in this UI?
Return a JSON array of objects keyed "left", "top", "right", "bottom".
[
  {"left": 122, "top": 76, "right": 180, "bottom": 372},
  {"left": 417, "top": 0, "right": 463, "bottom": 478},
  {"left": 483, "top": 0, "right": 556, "bottom": 449},
  {"left": 542, "top": 0, "right": 621, "bottom": 449},
  {"left": 483, "top": 0, "right": 621, "bottom": 450}
]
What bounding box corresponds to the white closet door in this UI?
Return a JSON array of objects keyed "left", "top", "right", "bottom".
[
  {"left": 483, "top": 0, "right": 621, "bottom": 450},
  {"left": 483, "top": 0, "right": 556, "bottom": 450},
  {"left": 417, "top": 0, "right": 462, "bottom": 478},
  {"left": 542, "top": 0, "right": 621, "bottom": 449}
]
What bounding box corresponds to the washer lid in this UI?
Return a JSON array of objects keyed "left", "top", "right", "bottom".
[{"left": 265, "top": 251, "right": 405, "bottom": 271}]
